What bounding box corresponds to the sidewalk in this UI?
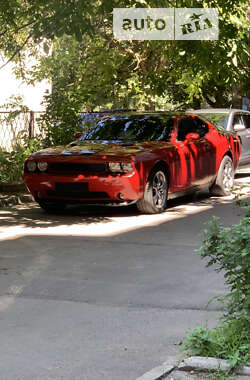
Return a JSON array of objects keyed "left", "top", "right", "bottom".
[
  {"left": 0, "top": 183, "right": 33, "bottom": 208},
  {"left": 137, "top": 356, "right": 250, "bottom": 379}
]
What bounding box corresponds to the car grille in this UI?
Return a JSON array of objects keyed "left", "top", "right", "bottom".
[
  {"left": 47, "top": 190, "right": 109, "bottom": 199},
  {"left": 47, "top": 162, "right": 107, "bottom": 174},
  {"left": 46, "top": 182, "right": 109, "bottom": 199}
]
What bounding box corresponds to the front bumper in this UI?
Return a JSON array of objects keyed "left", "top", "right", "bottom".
[{"left": 23, "top": 170, "right": 143, "bottom": 204}]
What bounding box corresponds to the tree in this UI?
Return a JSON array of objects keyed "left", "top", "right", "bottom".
[{"left": 0, "top": 1, "right": 249, "bottom": 144}]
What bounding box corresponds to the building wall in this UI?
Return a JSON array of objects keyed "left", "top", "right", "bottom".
[
  {"left": 0, "top": 58, "right": 50, "bottom": 111},
  {"left": 0, "top": 56, "right": 50, "bottom": 150}
]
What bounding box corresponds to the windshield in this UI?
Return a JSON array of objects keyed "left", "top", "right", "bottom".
[
  {"left": 80, "top": 115, "right": 174, "bottom": 142},
  {"left": 196, "top": 113, "right": 229, "bottom": 130}
]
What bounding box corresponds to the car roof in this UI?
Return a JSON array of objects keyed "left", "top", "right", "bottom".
[
  {"left": 188, "top": 108, "right": 250, "bottom": 115},
  {"left": 99, "top": 111, "right": 187, "bottom": 118}
]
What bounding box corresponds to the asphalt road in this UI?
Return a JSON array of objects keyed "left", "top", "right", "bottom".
[{"left": 0, "top": 173, "right": 249, "bottom": 380}]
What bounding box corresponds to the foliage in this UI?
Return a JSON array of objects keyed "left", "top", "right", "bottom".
[
  {"left": 0, "top": 95, "right": 42, "bottom": 183},
  {"left": 198, "top": 204, "right": 250, "bottom": 320},
  {"left": 0, "top": 132, "right": 42, "bottom": 184},
  {"left": 33, "top": 33, "right": 186, "bottom": 144},
  {"left": 39, "top": 95, "right": 82, "bottom": 146},
  {"left": 183, "top": 202, "right": 250, "bottom": 373},
  {"left": 0, "top": 94, "right": 29, "bottom": 114},
  {"left": 0, "top": 1, "right": 249, "bottom": 144},
  {"left": 183, "top": 318, "right": 249, "bottom": 366},
  {"left": 1, "top": 1, "right": 249, "bottom": 103}
]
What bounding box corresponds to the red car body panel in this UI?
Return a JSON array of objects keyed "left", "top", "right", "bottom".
[{"left": 23, "top": 114, "right": 241, "bottom": 205}]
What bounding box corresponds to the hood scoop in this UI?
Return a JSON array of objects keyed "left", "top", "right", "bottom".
[
  {"left": 61, "top": 149, "right": 96, "bottom": 156},
  {"left": 61, "top": 151, "right": 73, "bottom": 155},
  {"left": 78, "top": 150, "right": 96, "bottom": 155}
]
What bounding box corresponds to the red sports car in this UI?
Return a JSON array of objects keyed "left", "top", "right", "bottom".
[{"left": 23, "top": 112, "right": 241, "bottom": 214}]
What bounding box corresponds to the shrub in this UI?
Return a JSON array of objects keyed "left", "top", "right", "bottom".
[
  {"left": 183, "top": 202, "right": 250, "bottom": 371},
  {"left": 39, "top": 97, "right": 81, "bottom": 146},
  {"left": 0, "top": 132, "right": 42, "bottom": 184},
  {"left": 0, "top": 96, "right": 43, "bottom": 184}
]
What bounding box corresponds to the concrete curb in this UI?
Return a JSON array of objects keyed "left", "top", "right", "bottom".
[
  {"left": 178, "top": 357, "right": 250, "bottom": 376},
  {"left": 0, "top": 183, "right": 33, "bottom": 208},
  {"left": 136, "top": 357, "right": 250, "bottom": 379},
  {"left": 0, "top": 193, "right": 33, "bottom": 208},
  {"left": 136, "top": 362, "right": 177, "bottom": 380},
  {"left": 0, "top": 183, "right": 26, "bottom": 193}
]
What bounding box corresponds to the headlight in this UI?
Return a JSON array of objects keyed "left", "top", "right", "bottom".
[
  {"left": 108, "top": 162, "right": 133, "bottom": 173},
  {"left": 121, "top": 163, "right": 133, "bottom": 173},
  {"left": 37, "top": 162, "right": 48, "bottom": 172},
  {"left": 108, "top": 162, "right": 121, "bottom": 172},
  {"left": 26, "top": 161, "right": 37, "bottom": 172}
]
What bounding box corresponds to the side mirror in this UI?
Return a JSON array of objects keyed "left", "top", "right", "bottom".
[
  {"left": 185, "top": 132, "right": 200, "bottom": 142},
  {"left": 74, "top": 132, "right": 83, "bottom": 139},
  {"left": 233, "top": 124, "right": 245, "bottom": 132}
]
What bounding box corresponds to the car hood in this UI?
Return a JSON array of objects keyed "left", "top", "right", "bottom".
[{"left": 31, "top": 140, "right": 170, "bottom": 159}]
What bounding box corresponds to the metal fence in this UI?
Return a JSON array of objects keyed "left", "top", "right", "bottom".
[
  {"left": 0, "top": 109, "right": 136, "bottom": 151},
  {"left": 0, "top": 111, "right": 43, "bottom": 152}
]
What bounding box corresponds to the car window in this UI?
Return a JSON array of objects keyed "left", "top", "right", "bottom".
[
  {"left": 242, "top": 114, "right": 250, "bottom": 129},
  {"left": 195, "top": 113, "right": 229, "bottom": 130},
  {"left": 80, "top": 115, "right": 174, "bottom": 142},
  {"left": 232, "top": 114, "right": 245, "bottom": 129},
  {"left": 177, "top": 117, "right": 208, "bottom": 141}
]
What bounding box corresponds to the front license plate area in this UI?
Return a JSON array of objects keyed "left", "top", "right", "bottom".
[{"left": 55, "top": 182, "right": 89, "bottom": 193}]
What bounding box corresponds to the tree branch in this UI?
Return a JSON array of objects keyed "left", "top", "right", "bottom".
[
  {"left": 204, "top": 95, "right": 216, "bottom": 107},
  {"left": 0, "top": 20, "right": 36, "bottom": 38},
  {"left": 0, "top": 34, "right": 32, "bottom": 70}
]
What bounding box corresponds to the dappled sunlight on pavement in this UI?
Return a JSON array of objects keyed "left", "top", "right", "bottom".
[
  {"left": 0, "top": 173, "right": 249, "bottom": 241},
  {"left": 0, "top": 198, "right": 216, "bottom": 241},
  {"left": 0, "top": 173, "right": 249, "bottom": 380}
]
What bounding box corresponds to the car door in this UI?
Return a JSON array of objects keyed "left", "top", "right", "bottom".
[
  {"left": 234, "top": 114, "right": 250, "bottom": 165},
  {"left": 174, "top": 116, "right": 215, "bottom": 188}
]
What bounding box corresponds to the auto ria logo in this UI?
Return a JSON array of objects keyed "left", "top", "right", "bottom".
[
  {"left": 181, "top": 12, "right": 213, "bottom": 35},
  {"left": 113, "top": 8, "right": 219, "bottom": 40}
]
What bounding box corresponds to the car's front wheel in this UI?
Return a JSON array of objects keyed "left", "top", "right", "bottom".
[
  {"left": 37, "top": 200, "right": 66, "bottom": 213},
  {"left": 210, "top": 155, "right": 234, "bottom": 196},
  {"left": 137, "top": 167, "right": 168, "bottom": 214}
]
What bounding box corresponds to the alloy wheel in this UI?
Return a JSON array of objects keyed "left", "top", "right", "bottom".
[
  {"left": 152, "top": 171, "right": 168, "bottom": 209},
  {"left": 222, "top": 160, "right": 234, "bottom": 193}
]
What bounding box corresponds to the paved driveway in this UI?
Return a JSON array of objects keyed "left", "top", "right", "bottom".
[{"left": 0, "top": 173, "right": 249, "bottom": 380}]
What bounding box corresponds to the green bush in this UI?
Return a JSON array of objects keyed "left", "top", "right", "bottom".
[
  {"left": 183, "top": 202, "right": 250, "bottom": 371},
  {"left": 184, "top": 318, "right": 249, "bottom": 367},
  {"left": 39, "top": 89, "right": 83, "bottom": 146},
  {"left": 0, "top": 96, "right": 43, "bottom": 184},
  {"left": 0, "top": 132, "right": 42, "bottom": 184}
]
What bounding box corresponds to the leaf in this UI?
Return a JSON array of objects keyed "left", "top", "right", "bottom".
[
  {"left": 43, "top": 42, "right": 50, "bottom": 54},
  {"left": 232, "top": 55, "right": 238, "bottom": 67}
]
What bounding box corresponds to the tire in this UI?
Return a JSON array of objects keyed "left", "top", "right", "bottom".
[
  {"left": 137, "top": 167, "right": 168, "bottom": 214},
  {"left": 37, "top": 200, "right": 66, "bottom": 213},
  {"left": 210, "top": 156, "right": 234, "bottom": 196}
]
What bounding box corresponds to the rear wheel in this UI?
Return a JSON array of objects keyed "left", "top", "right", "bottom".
[
  {"left": 37, "top": 200, "right": 66, "bottom": 213},
  {"left": 137, "top": 167, "right": 168, "bottom": 214},
  {"left": 210, "top": 156, "right": 234, "bottom": 196}
]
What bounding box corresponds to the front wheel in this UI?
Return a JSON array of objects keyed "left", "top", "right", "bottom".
[
  {"left": 210, "top": 156, "right": 234, "bottom": 196},
  {"left": 137, "top": 167, "right": 168, "bottom": 214}
]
